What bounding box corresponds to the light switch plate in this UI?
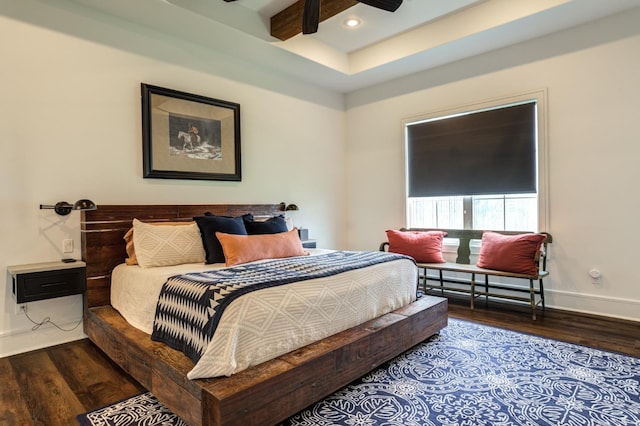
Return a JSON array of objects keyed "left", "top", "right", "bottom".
[{"left": 63, "top": 239, "right": 74, "bottom": 253}]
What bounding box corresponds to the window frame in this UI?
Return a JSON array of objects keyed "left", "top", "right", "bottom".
[{"left": 402, "top": 89, "right": 549, "bottom": 232}]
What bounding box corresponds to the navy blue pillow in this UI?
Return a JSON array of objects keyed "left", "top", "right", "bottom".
[
  {"left": 194, "top": 215, "right": 248, "bottom": 264},
  {"left": 204, "top": 212, "right": 253, "bottom": 221},
  {"left": 244, "top": 215, "right": 288, "bottom": 235}
]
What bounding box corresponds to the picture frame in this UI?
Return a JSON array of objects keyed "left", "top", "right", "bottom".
[{"left": 141, "top": 83, "right": 241, "bottom": 181}]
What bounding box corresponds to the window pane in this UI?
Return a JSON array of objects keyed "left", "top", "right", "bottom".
[
  {"left": 407, "top": 194, "right": 536, "bottom": 231},
  {"left": 407, "top": 198, "right": 437, "bottom": 228},
  {"left": 505, "top": 195, "right": 537, "bottom": 231},
  {"left": 436, "top": 197, "right": 464, "bottom": 228},
  {"left": 407, "top": 197, "right": 463, "bottom": 228},
  {"left": 473, "top": 196, "right": 504, "bottom": 230}
]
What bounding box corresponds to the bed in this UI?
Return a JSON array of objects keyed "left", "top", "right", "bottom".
[{"left": 81, "top": 203, "right": 448, "bottom": 426}]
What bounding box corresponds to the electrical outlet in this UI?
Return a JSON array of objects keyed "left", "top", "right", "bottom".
[
  {"left": 15, "top": 303, "right": 26, "bottom": 315},
  {"left": 63, "top": 239, "right": 74, "bottom": 253}
]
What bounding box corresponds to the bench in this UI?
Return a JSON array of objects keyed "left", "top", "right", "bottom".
[{"left": 380, "top": 228, "right": 552, "bottom": 320}]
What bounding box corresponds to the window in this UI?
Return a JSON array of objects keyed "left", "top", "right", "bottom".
[
  {"left": 407, "top": 194, "right": 537, "bottom": 231},
  {"left": 404, "top": 91, "right": 547, "bottom": 232}
]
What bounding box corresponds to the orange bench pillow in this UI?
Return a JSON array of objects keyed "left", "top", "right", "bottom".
[
  {"left": 385, "top": 229, "right": 447, "bottom": 263},
  {"left": 476, "top": 231, "right": 547, "bottom": 276}
]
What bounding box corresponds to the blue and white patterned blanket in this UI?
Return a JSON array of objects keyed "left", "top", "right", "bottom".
[{"left": 151, "top": 251, "right": 412, "bottom": 364}]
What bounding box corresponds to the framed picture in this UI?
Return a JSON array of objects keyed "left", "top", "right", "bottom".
[{"left": 141, "top": 83, "right": 241, "bottom": 181}]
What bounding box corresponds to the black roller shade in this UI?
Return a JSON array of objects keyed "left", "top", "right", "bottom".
[{"left": 407, "top": 102, "right": 537, "bottom": 197}]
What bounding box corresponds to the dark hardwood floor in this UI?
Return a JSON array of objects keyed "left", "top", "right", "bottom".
[
  {"left": 447, "top": 295, "right": 640, "bottom": 357},
  {"left": 1, "top": 297, "right": 639, "bottom": 425},
  {"left": 0, "top": 338, "right": 145, "bottom": 425}
]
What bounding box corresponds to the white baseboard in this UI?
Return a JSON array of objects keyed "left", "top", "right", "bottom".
[
  {"left": 0, "top": 319, "right": 86, "bottom": 358},
  {"left": 543, "top": 289, "right": 640, "bottom": 322}
]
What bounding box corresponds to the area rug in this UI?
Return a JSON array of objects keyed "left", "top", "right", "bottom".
[
  {"left": 77, "top": 391, "right": 186, "bottom": 426},
  {"left": 77, "top": 319, "right": 640, "bottom": 425}
]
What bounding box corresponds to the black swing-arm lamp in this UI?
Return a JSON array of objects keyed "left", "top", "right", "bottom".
[{"left": 40, "top": 199, "right": 97, "bottom": 216}]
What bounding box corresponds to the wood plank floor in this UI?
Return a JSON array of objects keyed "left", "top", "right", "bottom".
[
  {"left": 0, "top": 338, "right": 145, "bottom": 425},
  {"left": 1, "top": 297, "right": 639, "bottom": 425}
]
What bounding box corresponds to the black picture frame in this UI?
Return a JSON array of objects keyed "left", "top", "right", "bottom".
[{"left": 141, "top": 83, "right": 241, "bottom": 181}]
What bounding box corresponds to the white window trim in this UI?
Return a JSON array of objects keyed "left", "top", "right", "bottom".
[{"left": 402, "top": 89, "right": 549, "bottom": 232}]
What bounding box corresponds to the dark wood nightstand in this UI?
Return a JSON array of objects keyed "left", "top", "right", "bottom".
[{"left": 8, "top": 261, "right": 86, "bottom": 303}]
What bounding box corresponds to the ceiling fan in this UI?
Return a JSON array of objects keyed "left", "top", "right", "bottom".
[
  {"left": 301, "top": 0, "right": 403, "bottom": 34},
  {"left": 224, "top": 0, "right": 403, "bottom": 36}
]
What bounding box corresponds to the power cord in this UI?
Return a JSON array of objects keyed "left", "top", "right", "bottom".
[{"left": 21, "top": 305, "right": 83, "bottom": 332}]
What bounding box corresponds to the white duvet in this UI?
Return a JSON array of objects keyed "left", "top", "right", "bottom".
[{"left": 111, "top": 249, "right": 417, "bottom": 379}]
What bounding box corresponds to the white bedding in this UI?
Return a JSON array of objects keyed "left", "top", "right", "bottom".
[{"left": 111, "top": 249, "right": 417, "bottom": 379}]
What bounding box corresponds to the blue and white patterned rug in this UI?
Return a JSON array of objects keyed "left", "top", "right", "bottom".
[{"left": 77, "top": 319, "right": 640, "bottom": 426}]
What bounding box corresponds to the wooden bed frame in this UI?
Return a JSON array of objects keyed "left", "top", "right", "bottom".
[{"left": 81, "top": 203, "right": 448, "bottom": 426}]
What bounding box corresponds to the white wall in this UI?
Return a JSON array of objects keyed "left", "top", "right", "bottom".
[
  {"left": 0, "top": 3, "right": 346, "bottom": 356},
  {"left": 345, "top": 8, "right": 640, "bottom": 321}
]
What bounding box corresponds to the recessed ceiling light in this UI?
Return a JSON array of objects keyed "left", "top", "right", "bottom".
[{"left": 344, "top": 18, "right": 362, "bottom": 28}]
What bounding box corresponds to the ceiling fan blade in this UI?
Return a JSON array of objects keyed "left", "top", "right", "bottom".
[
  {"left": 357, "top": 0, "right": 402, "bottom": 12},
  {"left": 302, "top": 0, "right": 320, "bottom": 34}
]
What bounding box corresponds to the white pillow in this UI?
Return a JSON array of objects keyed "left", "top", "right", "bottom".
[{"left": 132, "top": 219, "right": 205, "bottom": 268}]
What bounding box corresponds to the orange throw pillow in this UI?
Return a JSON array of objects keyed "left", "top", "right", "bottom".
[
  {"left": 385, "top": 229, "right": 447, "bottom": 263},
  {"left": 476, "top": 231, "right": 547, "bottom": 276},
  {"left": 216, "top": 228, "right": 308, "bottom": 266}
]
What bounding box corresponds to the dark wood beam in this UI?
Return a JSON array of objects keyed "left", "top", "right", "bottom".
[{"left": 271, "top": 0, "right": 358, "bottom": 41}]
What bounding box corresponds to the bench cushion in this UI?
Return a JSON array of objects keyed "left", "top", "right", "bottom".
[
  {"left": 476, "top": 231, "right": 547, "bottom": 276},
  {"left": 385, "top": 229, "right": 447, "bottom": 263}
]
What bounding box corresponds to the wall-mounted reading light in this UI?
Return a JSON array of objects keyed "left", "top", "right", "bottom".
[
  {"left": 40, "top": 199, "right": 97, "bottom": 216},
  {"left": 285, "top": 203, "right": 299, "bottom": 212}
]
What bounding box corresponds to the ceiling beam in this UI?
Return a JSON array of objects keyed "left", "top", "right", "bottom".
[{"left": 271, "top": 0, "right": 358, "bottom": 41}]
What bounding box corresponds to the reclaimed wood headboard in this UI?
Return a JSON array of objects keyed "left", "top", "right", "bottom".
[{"left": 80, "top": 203, "right": 286, "bottom": 309}]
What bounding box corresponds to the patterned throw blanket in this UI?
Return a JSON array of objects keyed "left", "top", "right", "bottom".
[{"left": 151, "top": 251, "right": 412, "bottom": 364}]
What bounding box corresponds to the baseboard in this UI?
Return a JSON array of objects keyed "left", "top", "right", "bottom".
[
  {"left": 544, "top": 289, "right": 640, "bottom": 322},
  {"left": 0, "top": 319, "right": 86, "bottom": 357}
]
